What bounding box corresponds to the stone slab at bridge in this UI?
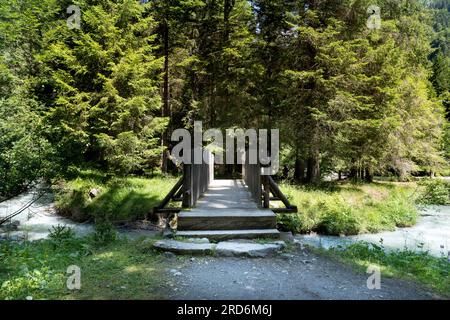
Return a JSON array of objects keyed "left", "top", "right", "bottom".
[{"left": 154, "top": 151, "right": 297, "bottom": 240}]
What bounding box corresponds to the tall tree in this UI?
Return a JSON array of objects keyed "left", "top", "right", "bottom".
[{"left": 40, "top": 0, "right": 166, "bottom": 174}]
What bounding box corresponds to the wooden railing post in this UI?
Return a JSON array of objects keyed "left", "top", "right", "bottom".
[
  {"left": 262, "top": 175, "right": 270, "bottom": 208},
  {"left": 182, "top": 163, "right": 193, "bottom": 208}
]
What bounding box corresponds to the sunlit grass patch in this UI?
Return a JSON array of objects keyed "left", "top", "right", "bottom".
[
  {"left": 0, "top": 237, "right": 169, "bottom": 300},
  {"left": 54, "top": 169, "right": 179, "bottom": 221},
  {"left": 277, "top": 181, "right": 419, "bottom": 235},
  {"left": 320, "top": 242, "right": 450, "bottom": 297}
]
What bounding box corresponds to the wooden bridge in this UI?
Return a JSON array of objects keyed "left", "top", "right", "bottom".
[{"left": 155, "top": 150, "right": 297, "bottom": 240}]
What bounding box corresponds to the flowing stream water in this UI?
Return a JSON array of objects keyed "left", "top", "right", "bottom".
[
  {"left": 1, "top": 188, "right": 449, "bottom": 258},
  {"left": 0, "top": 186, "right": 93, "bottom": 241},
  {"left": 296, "top": 205, "right": 450, "bottom": 258}
]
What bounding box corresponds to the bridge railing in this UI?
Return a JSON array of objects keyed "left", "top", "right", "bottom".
[
  {"left": 182, "top": 149, "right": 213, "bottom": 207},
  {"left": 242, "top": 152, "right": 262, "bottom": 207},
  {"left": 155, "top": 147, "right": 297, "bottom": 214}
]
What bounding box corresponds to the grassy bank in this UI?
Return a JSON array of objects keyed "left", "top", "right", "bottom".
[
  {"left": 278, "top": 181, "right": 420, "bottom": 235},
  {"left": 0, "top": 235, "right": 169, "bottom": 300},
  {"left": 319, "top": 242, "right": 450, "bottom": 297},
  {"left": 54, "top": 169, "right": 178, "bottom": 222}
]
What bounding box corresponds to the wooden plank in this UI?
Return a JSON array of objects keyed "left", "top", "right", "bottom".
[
  {"left": 262, "top": 175, "right": 270, "bottom": 208},
  {"left": 155, "top": 176, "right": 183, "bottom": 211},
  {"left": 153, "top": 207, "right": 182, "bottom": 215},
  {"left": 182, "top": 163, "right": 193, "bottom": 208},
  {"left": 268, "top": 176, "right": 293, "bottom": 209},
  {"left": 272, "top": 206, "right": 298, "bottom": 213}
]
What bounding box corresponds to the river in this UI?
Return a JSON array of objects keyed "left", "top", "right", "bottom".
[
  {"left": 1, "top": 188, "right": 449, "bottom": 258},
  {"left": 296, "top": 205, "right": 450, "bottom": 258}
]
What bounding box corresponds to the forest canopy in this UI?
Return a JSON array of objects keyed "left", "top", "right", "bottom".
[{"left": 0, "top": 0, "right": 449, "bottom": 195}]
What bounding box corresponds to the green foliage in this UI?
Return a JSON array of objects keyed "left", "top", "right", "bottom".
[
  {"left": 317, "top": 200, "right": 362, "bottom": 236},
  {"left": 39, "top": 0, "right": 167, "bottom": 174},
  {"left": 277, "top": 182, "right": 418, "bottom": 235},
  {"left": 0, "top": 0, "right": 448, "bottom": 194},
  {"left": 0, "top": 236, "right": 91, "bottom": 300},
  {"left": 48, "top": 225, "right": 76, "bottom": 243},
  {"left": 275, "top": 0, "right": 447, "bottom": 181},
  {"left": 54, "top": 169, "right": 178, "bottom": 221},
  {"left": 326, "top": 242, "right": 450, "bottom": 296},
  {"left": 93, "top": 219, "right": 117, "bottom": 245},
  {"left": 0, "top": 98, "right": 56, "bottom": 195},
  {"left": 0, "top": 237, "right": 167, "bottom": 300},
  {"left": 417, "top": 178, "right": 450, "bottom": 205}
]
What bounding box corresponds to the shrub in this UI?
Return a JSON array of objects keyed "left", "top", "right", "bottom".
[
  {"left": 316, "top": 199, "right": 362, "bottom": 235},
  {"left": 48, "top": 225, "right": 75, "bottom": 244},
  {"left": 278, "top": 181, "right": 418, "bottom": 235},
  {"left": 377, "top": 195, "right": 417, "bottom": 227},
  {"left": 277, "top": 214, "right": 302, "bottom": 232},
  {"left": 417, "top": 179, "right": 450, "bottom": 205},
  {"left": 93, "top": 219, "right": 117, "bottom": 245}
]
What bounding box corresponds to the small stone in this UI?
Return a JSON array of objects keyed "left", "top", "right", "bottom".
[
  {"left": 280, "top": 253, "right": 295, "bottom": 260},
  {"left": 26, "top": 296, "right": 33, "bottom": 300},
  {"left": 302, "top": 260, "right": 312, "bottom": 264},
  {"left": 142, "top": 239, "right": 153, "bottom": 245},
  {"left": 280, "top": 231, "right": 294, "bottom": 242},
  {"left": 153, "top": 240, "right": 215, "bottom": 255},
  {"left": 215, "top": 241, "right": 286, "bottom": 258},
  {"left": 120, "top": 286, "right": 127, "bottom": 290},
  {"left": 185, "top": 238, "right": 210, "bottom": 244},
  {"left": 190, "top": 257, "right": 195, "bottom": 262},
  {"left": 2, "top": 220, "right": 20, "bottom": 232},
  {"left": 89, "top": 188, "right": 101, "bottom": 198},
  {"left": 163, "top": 252, "right": 176, "bottom": 259}
]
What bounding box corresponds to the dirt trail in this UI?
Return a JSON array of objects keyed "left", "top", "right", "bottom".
[{"left": 164, "top": 247, "right": 439, "bottom": 300}]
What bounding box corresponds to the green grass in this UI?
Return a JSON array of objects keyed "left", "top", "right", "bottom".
[
  {"left": 319, "top": 242, "right": 450, "bottom": 297},
  {"left": 53, "top": 169, "right": 179, "bottom": 222},
  {"left": 277, "top": 181, "right": 419, "bottom": 235},
  {"left": 0, "top": 236, "right": 171, "bottom": 300},
  {"left": 416, "top": 178, "right": 450, "bottom": 205}
]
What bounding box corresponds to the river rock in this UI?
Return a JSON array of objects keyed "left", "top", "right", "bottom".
[
  {"left": 280, "top": 231, "right": 294, "bottom": 242},
  {"left": 153, "top": 239, "right": 215, "bottom": 255},
  {"left": 163, "top": 251, "right": 176, "bottom": 259},
  {"left": 185, "top": 237, "right": 210, "bottom": 244},
  {"left": 1, "top": 220, "right": 20, "bottom": 231},
  {"left": 89, "top": 188, "right": 101, "bottom": 198},
  {"left": 215, "top": 241, "right": 286, "bottom": 258}
]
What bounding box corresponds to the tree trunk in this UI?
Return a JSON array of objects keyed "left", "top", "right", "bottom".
[
  {"left": 364, "top": 167, "right": 373, "bottom": 183},
  {"left": 338, "top": 170, "right": 342, "bottom": 180},
  {"left": 161, "top": 19, "right": 170, "bottom": 173},
  {"left": 294, "top": 157, "right": 305, "bottom": 182},
  {"left": 349, "top": 158, "right": 357, "bottom": 179},
  {"left": 306, "top": 153, "right": 320, "bottom": 183}
]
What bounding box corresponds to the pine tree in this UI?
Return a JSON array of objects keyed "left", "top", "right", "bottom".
[{"left": 40, "top": 0, "right": 166, "bottom": 174}]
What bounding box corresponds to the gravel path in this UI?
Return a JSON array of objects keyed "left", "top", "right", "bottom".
[{"left": 164, "top": 247, "right": 439, "bottom": 300}]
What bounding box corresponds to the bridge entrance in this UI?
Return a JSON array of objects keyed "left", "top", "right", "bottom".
[{"left": 154, "top": 148, "right": 297, "bottom": 239}]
